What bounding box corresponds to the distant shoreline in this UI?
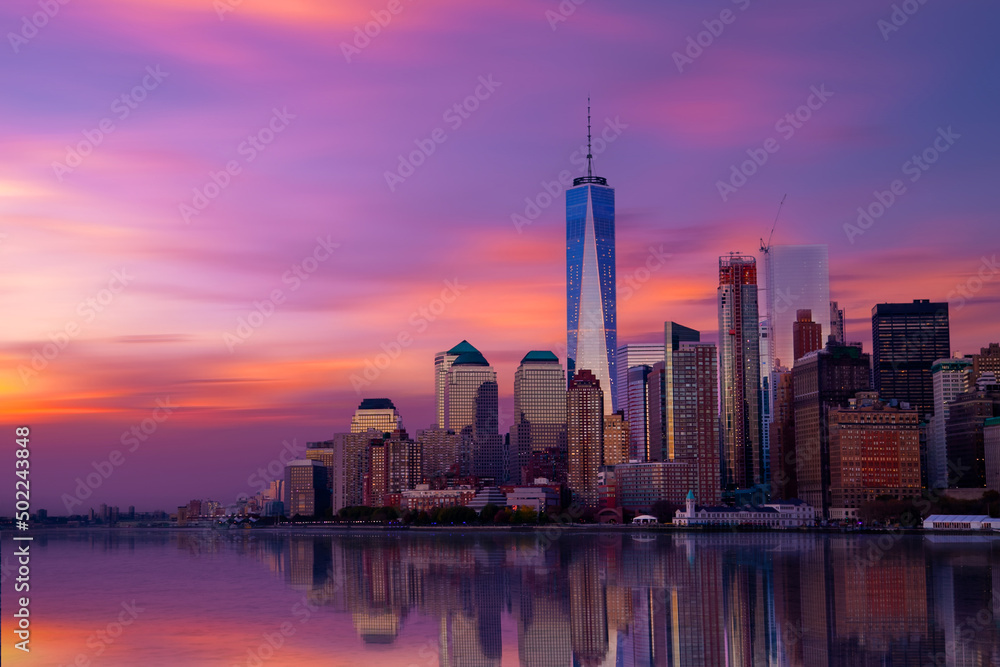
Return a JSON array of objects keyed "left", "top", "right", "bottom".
[{"left": 8, "top": 523, "right": 998, "bottom": 537}]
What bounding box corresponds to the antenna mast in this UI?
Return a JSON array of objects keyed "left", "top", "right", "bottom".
[{"left": 586, "top": 96, "right": 593, "bottom": 177}]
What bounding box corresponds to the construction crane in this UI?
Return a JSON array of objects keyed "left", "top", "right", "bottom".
[{"left": 760, "top": 194, "right": 786, "bottom": 255}]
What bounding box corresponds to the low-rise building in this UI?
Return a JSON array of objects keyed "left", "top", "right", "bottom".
[
  {"left": 923, "top": 514, "right": 1000, "bottom": 530},
  {"left": 673, "top": 491, "right": 814, "bottom": 528},
  {"left": 505, "top": 486, "right": 559, "bottom": 513},
  {"left": 400, "top": 485, "right": 476, "bottom": 513},
  {"left": 828, "top": 392, "right": 922, "bottom": 516}
]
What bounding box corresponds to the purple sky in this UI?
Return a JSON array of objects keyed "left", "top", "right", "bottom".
[{"left": 2, "top": 0, "right": 998, "bottom": 511}]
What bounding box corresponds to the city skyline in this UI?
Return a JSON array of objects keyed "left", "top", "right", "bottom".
[{"left": 4, "top": 0, "right": 999, "bottom": 511}]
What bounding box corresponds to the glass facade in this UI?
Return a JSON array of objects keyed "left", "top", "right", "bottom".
[
  {"left": 567, "top": 182, "right": 617, "bottom": 415},
  {"left": 616, "top": 343, "right": 665, "bottom": 460},
  {"left": 718, "top": 255, "right": 762, "bottom": 491},
  {"left": 764, "top": 245, "right": 831, "bottom": 371},
  {"left": 871, "top": 300, "right": 950, "bottom": 418}
]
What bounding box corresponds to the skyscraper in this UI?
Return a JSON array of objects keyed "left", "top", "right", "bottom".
[
  {"left": 763, "top": 244, "right": 831, "bottom": 370},
  {"left": 617, "top": 343, "right": 665, "bottom": 460},
  {"left": 350, "top": 398, "right": 403, "bottom": 434},
  {"left": 928, "top": 357, "right": 971, "bottom": 488},
  {"left": 871, "top": 300, "right": 950, "bottom": 418},
  {"left": 446, "top": 343, "right": 502, "bottom": 481},
  {"left": 718, "top": 254, "right": 763, "bottom": 493},
  {"left": 567, "top": 369, "right": 604, "bottom": 507},
  {"left": 511, "top": 351, "right": 568, "bottom": 484},
  {"left": 625, "top": 365, "right": 652, "bottom": 461},
  {"left": 567, "top": 104, "right": 616, "bottom": 415},
  {"left": 435, "top": 340, "right": 477, "bottom": 428}
]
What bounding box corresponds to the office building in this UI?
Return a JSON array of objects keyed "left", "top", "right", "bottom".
[
  {"left": 305, "top": 442, "right": 339, "bottom": 512},
  {"left": 792, "top": 309, "right": 823, "bottom": 362},
  {"left": 617, "top": 343, "right": 664, "bottom": 455},
  {"left": 510, "top": 351, "right": 567, "bottom": 484},
  {"left": 624, "top": 364, "right": 652, "bottom": 461},
  {"left": 567, "top": 109, "right": 617, "bottom": 414},
  {"left": 927, "top": 357, "right": 972, "bottom": 488},
  {"left": 446, "top": 343, "right": 502, "bottom": 481},
  {"left": 567, "top": 370, "right": 604, "bottom": 507},
  {"left": 435, "top": 340, "right": 477, "bottom": 428},
  {"left": 794, "top": 342, "right": 871, "bottom": 516},
  {"left": 646, "top": 361, "right": 666, "bottom": 463},
  {"left": 718, "top": 254, "right": 763, "bottom": 492},
  {"left": 946, "top": 377, "right": 1000, "bottom": 487},
  {"left": 763, "top": 244, "right": 831, "bottom": 370},
  {"left": 759, "top": 318, "right": 772, "bottom": 487},
  {"left": 828, "top": 392, "right": 922, "bottom": 518},
  {"left": 284, "top": 459, "right": 330, "bottom": 518},
  {"left": 350, "top": 398, "right": 403, "bottom": 434},
  {"left": 871, "top": 300, "right": 950, "bottom": 418}
]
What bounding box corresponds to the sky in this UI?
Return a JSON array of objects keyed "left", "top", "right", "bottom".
[{"left": 2, "top": 0, "right": 998, "bottom": 512}]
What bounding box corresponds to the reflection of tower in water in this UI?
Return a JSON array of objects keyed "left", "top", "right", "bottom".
[
  {"left": 440, "top": 561, "right": 503, "bottom": 667},
  {"left": 517, "top": 567, "right": 571, "bottom": 667}
]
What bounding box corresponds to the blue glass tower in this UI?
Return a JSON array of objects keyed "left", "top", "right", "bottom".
[{"left": 567, "top": 101, "right": 617, "bottom": 415}]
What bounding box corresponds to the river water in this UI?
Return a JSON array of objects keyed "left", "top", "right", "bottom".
[{"left": 1, "top": 529, "right": 997, "bottom": 666}]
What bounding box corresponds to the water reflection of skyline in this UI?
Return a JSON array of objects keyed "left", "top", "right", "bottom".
[{"left": 175, "top": 531, "right": 999, "bottom": 666}]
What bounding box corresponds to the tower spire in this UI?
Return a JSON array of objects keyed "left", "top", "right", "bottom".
[{"left": 586, "top": 96, "right": 593, "bottom": 178}]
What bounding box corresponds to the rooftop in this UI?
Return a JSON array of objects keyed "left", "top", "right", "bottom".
[
  {"left": 357, "top": 398, "right": 396, "bottom": 410},
  {"left": 453, "top": 350, "right": 490, "bottom": 366},
  {"left": 521, "top": 350, "right": 559, "bottom": 364},
  {"left": 447, "top": 340, "right": 480, "bottom": 355}
]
